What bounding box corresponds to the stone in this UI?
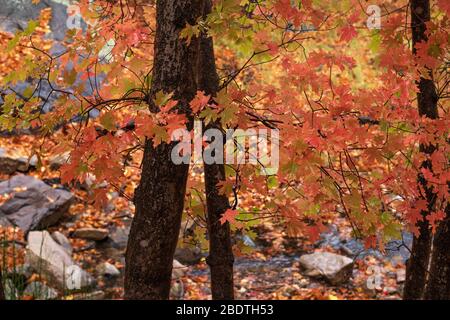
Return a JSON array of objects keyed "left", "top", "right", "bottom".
[
  {"left": 26, "top": 231, "right": 95, "bottom": 290},
  {"left": 0, "top": 0, "right": 70, "bottom": 41},
  {"left": 0, "top": 175, "right": 74, "bottom": 233},
  {"left": 64, "top": 265, "right": 96, "bottom": 291},
  {"left": 48, "top": 151, "right": 70, "bottom": 170},
  {"left": 72, "top": 228, "right": 109, "bottom": 241},
  {"left": 26, "top": 230, "right": 73, "bottom": 288},
  {"left": 383, "top": 286, "right": 398, "bottom": 295},
  {"left": 172, "top": 259, "right": 187, "bottom": 279},
  {"left": 51, "top": 231, "right": 73, "bottom": 255},
  {"left": 174, "top": 246, "right": 202, "bottom": 265},
  {"left": 108, "top": 225, "right": 130, "bottom": 248},
  {"left": 96, "top": 262, "right": 120, "bottom": 277},
  {"left": 298, "top": 252, "right": 354, "bottom": 285},
  {"left": 23, "top": 281, "right": 59, "bottom": 300},
  {"left": 170, "top": 279, "right": 184, "bottom": 300},
  {"left": 7, "top": 263, "right": 33, "bottom": 280},
  {"left": 0, "top": 147, "right": 37, "bottom": 174},
  {"left": 396, "top": 269, "right": 406, "bottom": 283},
  {"left": 0, "top": 215, "right": 12, "bottom": 227},
  {"left": 298, "top": 278, "right": 310, "bottom": 288},
  {"left": 72, "top": 290, "right": 105, "bottom": 300}
]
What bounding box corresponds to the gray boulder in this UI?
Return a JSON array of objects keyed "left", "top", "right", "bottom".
[
  {"left": 0, "top": 215, "right": 12, "bottom": 227},
  {"left": 108, "top": 225, "right": 130, "bottom": 248},
  {"left": 0, "top": 175, "right": 74, "bottom": 233},
  {"left": 0, "top": 0, "right": 70, "bottom": 41},
  {"left": 298, "top": 252, "right": 354, "bottom": 285}
]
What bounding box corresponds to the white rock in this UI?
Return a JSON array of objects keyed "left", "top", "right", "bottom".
[
  {"left": 396, "top": 269, "right": 406, "bottom": 283},
  {"left": 96, "top": 262, "right": 120, "bottom": 277},
  {"left": 65, "top": 265, "right": 95, "bottom": 291},
  {"left": 172, "top": 259, "right": 187, "bottom": 279},
  {"left": 299, "top": 252, "right": 354, "bottom": 285},
  {"left": 26, "top": 231, "right": 94, "bottom": 291},
  {"left": 49, "top": 151, "right": 70, "bottom": 170},
  {"left": 26, "top": 231, "right": 74, "bottom": 286},
  {"left": 170, "top": 279, "right": 184, "bottom": 300}
]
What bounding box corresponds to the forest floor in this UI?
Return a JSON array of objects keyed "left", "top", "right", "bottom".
[{"left": 0, "top": 134, "right": 408, "bottom": 300}]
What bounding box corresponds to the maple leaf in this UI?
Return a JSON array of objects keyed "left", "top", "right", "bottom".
[
  {"left": 190, "top": 91, "right": 211, "bottom": 113},
  {"left": 92, "top": 188, "right": 109, "bottom": 210},
  {"left": 219, "top": 209, "right": 238, "bottom": 225},
  {"left": 339, "top": 25, "right": 357, "bottom": 42},
  {"left": 180, "top": 23, "right": 200, "bottom": 45},
  {"left": 437, "top": 0, "right": 450, "bottom": 15},
  {"left": 427, "top": 210, "right": 446, "bottom": 233},
  {"left": 160, "top": 99, "right": 178, "bottom": 112}
]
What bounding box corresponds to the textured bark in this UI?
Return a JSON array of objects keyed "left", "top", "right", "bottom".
[
  {"left": 0, "top": 267, "right": 5, "bottom": 300},
  {"left": 424, "top": 203, "right": 450, "bottom": 299},
  {"left": 198, "top": 0, "right": 235, "bottom": 300},
  {"left": 124, "top": 0, "right": 203, "bottom": 300},
  {"left": 403, "top": 0, "right": 439, "bottom": 300}
]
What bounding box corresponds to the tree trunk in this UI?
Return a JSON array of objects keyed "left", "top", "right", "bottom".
[
  {"left": 198, "top": 0, "right": 235, "bottom": 300},
  {"left": 124, "top": 0, "right": 203, "bottom": 300},
  {"left": 0, "top": 267, "right": 5, "bottom": 300},
  {"left": 424, "top": 203, "right": 450, "bottom": 299},
  {"left": 403, "top": 0, "right": 439, "bottom": 300}
]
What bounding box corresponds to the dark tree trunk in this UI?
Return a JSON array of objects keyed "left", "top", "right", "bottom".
[
  {"left": 424, "top": 203, "right": 450, "bottom": 299},
  {"left": 0, "top": 267, "right": 5, "bottom": 300},
  {"left": 403, "top": 0, "right": 439, "bottom": 300},
  {"left": 124, "top": 0, "right": 203, "bottom": 300},
  {"left": 198, "top": 0, "right": 235, "bottom": 300}
]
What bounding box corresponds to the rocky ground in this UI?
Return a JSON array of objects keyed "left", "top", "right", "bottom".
[{"left": 0, "top": 138, "right": 409, "bottom": 300}]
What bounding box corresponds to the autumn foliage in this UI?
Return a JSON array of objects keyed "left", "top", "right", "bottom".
[{"left": 0, "top": 0, "right": 448, "bottom": 300}]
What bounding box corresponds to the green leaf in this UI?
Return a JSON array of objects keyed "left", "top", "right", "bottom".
[
  {"left": 369, "top": 30, "right": 381, "bottom": 53},
  {"left": 100, "top": 112, "right": 116, "bottom": 131},
  {"left": 24, "top": 20, "right": 38, "bottom": 36},
  {"left": 267, "top": 175, "right": 279, "bottom": 189},
  {"left": 154, "top": 90, "right": 172, "bottom": 107},
  {"left": 179, "top": 23, "right": 200, "bottom": 45},
  {"left": 64, "top": 69, "right": 77, "bottom": 86}
]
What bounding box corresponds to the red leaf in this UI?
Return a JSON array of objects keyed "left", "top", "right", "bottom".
[
  {"left": 219, "top": 209, "right": 238, "bottom": 225},
  {"left": 190, "top": 91, "right": 211, "bottom": 113},
  {"left": 340, "top": 25, "right": 357, "bottom": 42}
]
